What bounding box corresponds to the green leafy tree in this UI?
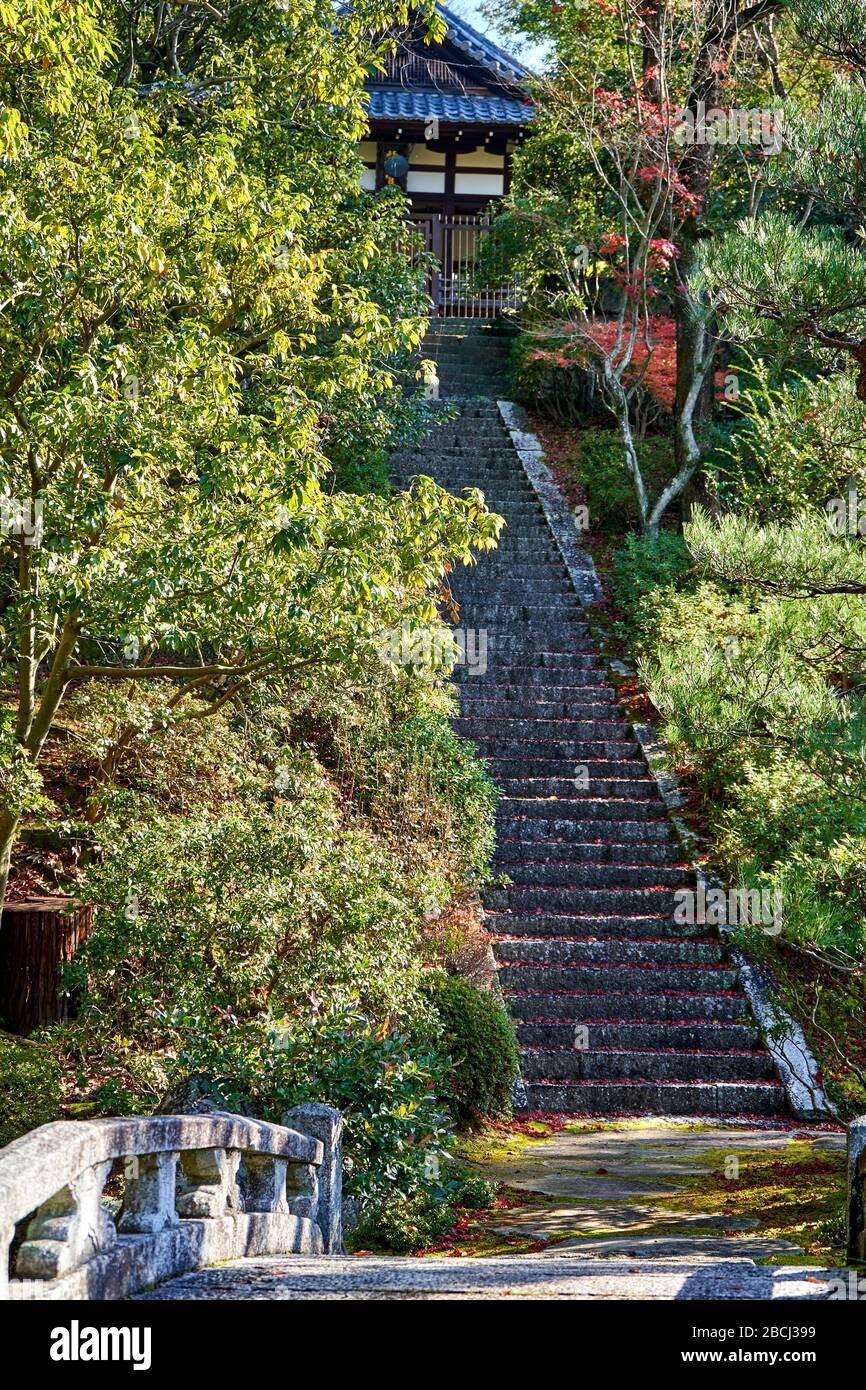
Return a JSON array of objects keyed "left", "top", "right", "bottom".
[
  {"left": 695, "top": 1, "right": 866, "bottom": 397},
  {"left": 0, "top": 1, "right": 501, "bottom": 911},
  {"left": 487, "top": 0, "right": 797, "bottom": 533}
]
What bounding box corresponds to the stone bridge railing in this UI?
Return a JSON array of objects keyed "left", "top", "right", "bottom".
[{"left": 0, "top": 1102, "right": 342, "bottom": 1300}]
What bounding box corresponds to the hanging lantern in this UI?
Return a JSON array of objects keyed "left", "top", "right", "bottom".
[{"left": 383, "top": 152, "right": 409, "bottom": 181}]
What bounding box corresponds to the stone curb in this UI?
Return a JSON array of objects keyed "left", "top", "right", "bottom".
[
  {"left": 494, "top": 400, "right": 835, "bottom": 1122},
  {"left": 496, "top": 401, "right": 603, "bottom": 606}
]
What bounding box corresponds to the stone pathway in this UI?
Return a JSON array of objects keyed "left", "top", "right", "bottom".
[
  {"left": 470, "top": 1119, "right": 846, "bottom": 1260},
  {"left": 141, "top": 1119, "right": 850, "bottom": 1300},
  {"left": 137, "top": 1252, "right": 847, "bottom": 1300}
]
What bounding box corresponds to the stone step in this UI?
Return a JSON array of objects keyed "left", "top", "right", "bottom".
[
  {"left": 455, "top": 565, "right": 571, "bottom": 580},
  {"left": 454, "top": 668, "right": 615, "bottom": 689},
  {"left": 496, "top": 937, "right": 724, "bottom": 966},
  {"left": 453, "top": 601, "right": 584, "bottom": 621},
  {"left": 457, "top": 641, "right": 596, "bottom": 660},
  {"left": 487, "top": 886, "right": 691, "bottom": 914},
  {"left": 454, "top": 651, "right": 602, "bottom": 671},
  {"left": 405, "top": 442, "right": 508, "bottom": 453},
  {"left": 450, "top": 580, "right": 575, "bottom": 599},
  {"left": 458, "top": 669, "right": 614, "bottom": 695},
  {"left": 457, "top": 681, "right": 616, "bottom": 701},
  {"left": 470, "top": 733, "right": 631, "bottom": 757},
  {"left": 486, "top": 911, "right": 706, "bottom": 939},
  {"left": 440, "top": 383, "right": 511, "bottom": 395},
  {"left": 464, "top": 720, "right": 631, "bottom": 742},
  {"left": 497, "top": 962, "right": 738, "bottom": 992},
  {"left": 457, "top": 658, "right": 606, "bottom": 679},
  {"left": 433, "top": 382, "right": 512, "bottom": 394},
  {"left": 486, "top": 757, "right": 649, "bottom": 778},
  {"left": 424, "top": 363, "right": 510, "bottom": 373},
  {"left": 431, "top": 484, "right": 529, "bottom": 493},
  {"left": 495, "top": 816, "right": 675, "bottom": 841},
  {"left": 519, "top": 1047, "right": 776, "bottom": 1083},
  {"left": 405, "top": 453, "right": 512, "bottom": 465},
  {"left": 454, "top": 615, "right": 587, "bottom": 634},
  {"left": 430, "top": 357, "right": 511, "bottom": 368},
  {"left": 491, "top": 862, "right": 691, "bottom": 888},
  {"left": 492, "top": 837, "right": 681, "bottom": 864},
  {"left": 495, "top": 796, "right": 666, "bottom": 821},
  {"left": 493, "top": 777, "right": 657, "bottom": 799},
  {"left": 516, "top": 1020, "right": 760, "bottom": 1050},
  {"left": 522, "top": 1080, "right": 787, "bottom": 1115},
  {"left": 455, "top": 680, "right": 612, "bottom": 699},
  {"left": 437, "top": 486, "right": 540, "bottom": 498},
  {"left": 462, "top": 703, "right": 624, "bottom": 724},
  {"left": 484, "top": 540, "right": 566, "bottom": 555},
  {"left": 434, "top": 366, "right": 511, "bottom": 377},
  {"left": 504, "top": 989, "right": 747, "bottom": 1022},
  {"left": 426, "top": 363, "right": 511, "bottom": 374}
]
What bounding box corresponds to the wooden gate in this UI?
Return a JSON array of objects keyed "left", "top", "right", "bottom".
[{"left": 409, "top": 213, "right": 518, "bottom": 318}]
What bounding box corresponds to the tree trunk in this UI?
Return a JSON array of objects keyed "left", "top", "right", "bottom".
[
  {"left": 0, "top": 807, "right": 18, "bottom": 926},
  {"left": 0, "top": 896, "right": 94, "bottom": 1034}
]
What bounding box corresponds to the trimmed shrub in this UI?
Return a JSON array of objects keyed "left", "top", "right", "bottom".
[{"left": 427, "top": 974, "right": 518, "bottom": 1128}]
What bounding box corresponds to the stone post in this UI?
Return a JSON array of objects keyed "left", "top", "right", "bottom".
[
  {"left": 118, "top": 1151, "right": 179, "bottom": 1235},
  {"left": 16, "top": 1159, "right": 116, "bottom": 1280},
  {"left": 847, "top": 1115, "right": 866, "bottom": 1262},
  {"left": 283, "top": 1103, "right": 343, "bottom": 1254},
  {"left": 176, "top": 1147, "right": 242, "bottom": 1219},
  {"left": 244, "top": 1154, "right": 289, "bottom": 1214}
]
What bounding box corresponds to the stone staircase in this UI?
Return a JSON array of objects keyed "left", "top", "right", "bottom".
[
  {"left": 422, "top": 317, "right": 515, "bottom": 398},
  {"left": 392, "top": 327, "right": 788, "bottom": 1119}
]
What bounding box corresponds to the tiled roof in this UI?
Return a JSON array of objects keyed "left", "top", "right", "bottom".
[
  {"left": 366, "top": 89, "right": 533, "bottom": 125},
  {"left": 440, "top": 5, "right": 529, "bottom": 83}
]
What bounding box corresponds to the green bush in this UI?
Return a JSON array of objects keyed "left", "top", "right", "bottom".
[
  {"left": 53, "top": 682, "right": 496, "bottom": 1082},
  {"left": 349, "top": 1188, "right": 457, "bottom": 1253},
  {"left": 426, "top": 974, "right": 518, "bottom": 1128},
  {"left": 611, "top": 532, "right": 694, "bottom": 629},
  {"left": 172, "top": 1003, "right": 453, "bottom": 1208},
  {"left": 575, "top": 431, "right": 677, "bottom": 533},
  {"left": 712, "top": 361, "right": 866, "bottom": 519},
  {"left": 453, "top": 1169, "right": 497, "bottom": 1211},
  {"left": 0, "top": 1035, "right": 62, "bottom": 1147}
]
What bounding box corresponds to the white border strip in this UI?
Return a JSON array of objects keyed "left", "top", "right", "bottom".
[{"left": 497, "top": 400, "right": 603, "bottom": 606}]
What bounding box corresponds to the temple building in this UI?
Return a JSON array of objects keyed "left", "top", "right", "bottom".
[
  {"left": 360, "top": 5, "right": 532, "bottom": 213},
  {"left": 359, "top": 4, "right": 533, "bottom": 314}
]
